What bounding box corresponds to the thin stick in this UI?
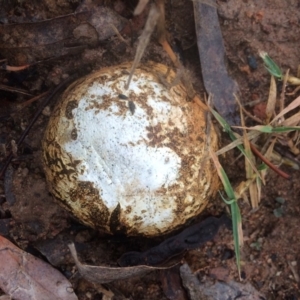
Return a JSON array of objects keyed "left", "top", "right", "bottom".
[
  {"left": 0, "top": 84, "right": 33, "bottom": 96},
  {"left": 0, "top": 91, "right": 49, "bottom": 120},
  {"left": 250, "top": 143, "right": 290, "bottom": 179},
  {"left": 16, "top": 91, "right": 49, "bottom": 110}
]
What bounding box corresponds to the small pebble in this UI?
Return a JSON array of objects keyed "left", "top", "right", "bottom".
[
  {"left": 247, "top": 55, "right": 257, "bottom": 70},
  {"left": 42, "top": 106, "right": 51, "bottom": 116}
]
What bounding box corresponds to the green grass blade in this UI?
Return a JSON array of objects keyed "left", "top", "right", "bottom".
[
  {"left": 210, "top": 108, "right": 261, "bottom": 179},
  {"left": 210, "top": 151, "right": 242, "bottom": 278},
  {"left": 271, "top": 126, "right": 300, "bottom": 133},
  {"left": 257, "top": 163, "right": 268, "bottom": 171},
  {"left": 249, "top": 125, "right": 273, "bottom": 133},
  {"left": 248, "top": 125, "right": 300, "bottom": 133},
  {"left": 210, "top": 108, "right": 244, "bottom": 151},
  {"left": 220, "top": 168, "right": 235, "bottom": 200},
  {"left": 259, "top": 51, "right": 283, "bottom": 79}
]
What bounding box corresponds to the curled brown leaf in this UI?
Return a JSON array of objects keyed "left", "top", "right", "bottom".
[{"left": 68, "top": 243, "right": 171, "bottom": 284}]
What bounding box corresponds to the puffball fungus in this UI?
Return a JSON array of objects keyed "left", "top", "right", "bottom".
[{"left": 42, "top": 62, "right": 219, "bottom": 236}]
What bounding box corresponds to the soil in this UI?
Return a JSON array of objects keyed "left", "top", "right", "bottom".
[{"left": 0, "top": 0, "right": 300, "bottom": 299}]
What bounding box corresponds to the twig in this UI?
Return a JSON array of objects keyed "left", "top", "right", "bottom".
[
  {"left": 250, "top": 143, "right": 290, "bottom": 179},
  {"left": 0, "top": 84, "right": 33, "bottom": 96},
  {"left": 15, "top": 91, "right": 49, "bottom": 110},
  {"left": 0, "top": 91, "right": 49, "bottom": 120}
]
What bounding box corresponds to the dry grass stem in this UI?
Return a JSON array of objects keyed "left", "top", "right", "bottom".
[
  {"left": 266, "top": 75, "right": 277, "bottom": 123},
  {"left": 265, "top": 138, "right": 277, "bottom": 160},
  {"left": 0, "top": 84, "right": 33, "bottom": 96},
  {"left": 134, "top": 0, "right": 150, "bottom": 15},
  {"left": 126, "top": 4, "right": 160, "bottom": 89},
  {"left": 271, "top": 94, "right": 300, "bottom": 125},
  {"left": 279, "top": 69, "right": 289, "bottom": 113},
  {"left": 240, "top": 104, "right": 263, "bottom": 124},
  {"left": 156, "top": 0, "right": 167, "bottom": 45},
  {"left": 215, "top": 131, "right": 262, "bottom": 156},
  {"left": 238, "top": 96, "right": 260, "bottom": 207},
  {"left": 282, "top": 111, "right": 300, "bottom": 127},
  {"left": 109, "top": 23, "right": 129, "bottom": 45},
  {"left": 287, "top": 138, "right": 300, "bottom": 155},
  {"left": 286, "top": 85, "right": 300, "bottom": 96}
]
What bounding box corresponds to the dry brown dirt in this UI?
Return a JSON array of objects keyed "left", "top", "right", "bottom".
[{"left": 0, "top": 0, "right": 300, "bottom": 299}]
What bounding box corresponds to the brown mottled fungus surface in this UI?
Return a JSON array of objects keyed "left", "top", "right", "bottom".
[{"left": 42, "top": 62, "right": 219, "bottom": 236}]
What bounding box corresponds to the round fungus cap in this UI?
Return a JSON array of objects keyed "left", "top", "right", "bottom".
[{"left": 42, "top": 62, "right": 219, "bottom": 236}]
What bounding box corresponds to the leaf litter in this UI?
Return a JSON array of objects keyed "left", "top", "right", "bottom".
[
  {"left": 0, "top": 0, "right": 300, "bottom": 298},
  {"left": 0, "top": 235, "right": 77, "bottom": 300},
  {"left": 68, "top": 243, "right": 171, "bottom": 285}
]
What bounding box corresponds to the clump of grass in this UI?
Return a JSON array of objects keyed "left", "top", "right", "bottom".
[
  {"left": 208, "top": 53, "right": 300, "bottom": 277},
  {"left": 210, "top": 151, "right": 243, "bottom": 278}
]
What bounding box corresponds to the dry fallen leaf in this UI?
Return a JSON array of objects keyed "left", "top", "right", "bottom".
[
  {"left": 68, "top": 243, "right": 171, "bottom": 284},
  {"left": 0, "top": 235, "right": 78, "bottom": 300},
  {"left": 193, "top": 0, "right": 240, "bottom": 126}
]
